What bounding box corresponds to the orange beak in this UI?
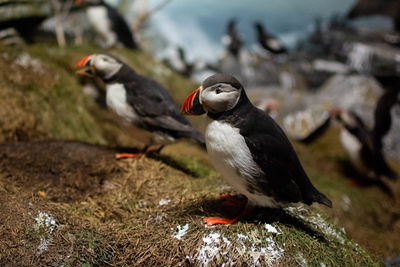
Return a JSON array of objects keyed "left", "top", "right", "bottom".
[
  {"left": 181, "top": 87, "right": 205, "bottom": 115},
  {"left": 74, "top": 0, "right": 82, "bottom": 5},
  {"left": 75, "top": 55, "right": 95, "bottom": 77},
  {"left": 75, "top": 55, "right": 94, "bottom": 67}
]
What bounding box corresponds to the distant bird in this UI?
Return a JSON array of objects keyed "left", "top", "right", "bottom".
[
  {"left": 347, "top": 0, "right": 400, "bottom": 32},
  {"left": 76, "top": 53, "right": 205, "bottom": 158},
  {"left": 373, "top": 75, "right": 400, "bottom": 153},
  {"left": 163, "top": 47, "right": 194, "bottom": 78},
  {"left": 256, "top": 98, "right": 278, "bottom": 120},
  {"left": 176, "top": 47, "right": 194, "bottom": 77},
  {"left": 254, "top": 22, "right": 287, "bottom": 54},
  {"left": 332, "top": 82, "right": 399, "bottom": 180},
  {"left": 222, "top": 18, "right": 243, "bottom": 58},
  {"left": 181, "top": 73, "right": 332, "bottom": 225},
  {"left": 75, "top": 0, "right": 138, "bottom": 49}
]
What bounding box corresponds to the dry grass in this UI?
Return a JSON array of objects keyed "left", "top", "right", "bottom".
[{"left": 0, "top": 43, "right": 396, "bottom": 266}]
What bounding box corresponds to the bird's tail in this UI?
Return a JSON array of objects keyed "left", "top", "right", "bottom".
[
  {"left": 382, "top": 165, "right": 398, "bottom": 180},
  {"left": 312, "top": 191, "right": 332, "bottom": 208}
]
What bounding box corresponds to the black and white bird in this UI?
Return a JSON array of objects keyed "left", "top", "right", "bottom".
[
  {"left": 162, "top": 47, "right": 194, "bottom": 78},
  {"left": 181, "top": 73, "right": 332, "bottom": 225},
  {"left": 332, "top": 85, "right": 399, "bottom": 181},
  {"left": 76, "top": 53, "right": 205, "bottom": 158},
  {"left": 75, "top": 0, "right": 138, "bottom": 49},
  {"left": 254, "top": 22, "right": 287, "bottom": 54},
  {"left": 222, "top": 18, "right": 243, "bottom": 58}
]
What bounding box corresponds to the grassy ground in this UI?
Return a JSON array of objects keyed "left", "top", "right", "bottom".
[{"left": 0, "top": 43, "right": 398, "bottom": 266}]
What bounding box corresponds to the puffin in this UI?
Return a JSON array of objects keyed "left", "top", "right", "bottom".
[
  {"left": 331, "top": 83, "right": 399, "bottom": 181},
  {"left": 76, "top": 53, "right": 205, "bottom": 158},
  {"left": 163, "top": 47, "right": 194, "bottom": 78},
  {"left": 75, "top": 0, "right": 138, "bottom": 49},
  {"left": 373, "top": 75, "right": 400, "bottom": 153},
  {"left": 254, "top": 22, "right": 287, "bottom": 54},
  {"left": 181, "top": 73, "right": 332, "bottom": 225},
  {"left": 222, "top": 18, "right": 243, "bottom": 58}
]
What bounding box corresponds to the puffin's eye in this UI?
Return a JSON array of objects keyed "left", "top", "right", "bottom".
[{"left": 216, "top": 88, "right": 222, "bottom": 94}]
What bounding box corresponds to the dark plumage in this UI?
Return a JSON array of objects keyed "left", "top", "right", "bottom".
[
  {"left": 182, "top": 74, "right": 331, "bottom": 225},
  {"left": 78, "top": 0, "right": 138, "bottom": 49},
  {"left": 111, "top": 65, "right": 202, "bottom": 142},
  {"left": 100, "top": 2, "right": 137, "bottom": 49},
  {"left": 76, "top": 54, "right": 205, "bottom": 156},
  {"left": 224, "top": 18, "right": 242, "bottom": 58},
  {"left": 254, "top": 22, "right": 287, "bottom": 54},
  {"left": 333, "top": 78, "right": 399, "bottom": 180},
  {"left": 373, "top": 75, "right": 400, "bottom": 151},
  {"left": 207, "top": 78, "right": 331, "bottom": 206}
]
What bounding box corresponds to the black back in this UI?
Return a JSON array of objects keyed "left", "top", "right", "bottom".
[
  {"left": 99, "top": 1, "right": 138, "bottom": 49},
  {"left": 105, "top": 60, "right": 204, "bottom": 146},
  {"left": 338, "top": 110, "right": 397, "bottom": 180},
  {"left": 225, "top": 18, "right": 242, "bottom": 57},
  {"left": 254, "top": 22, "right": 287, "bottom": 54},
  {"left": 208, "top": 88, "right": 331, "bottom": 207},
  {"left": 373, "top": 76, "right": 400, "bottom": 149}
]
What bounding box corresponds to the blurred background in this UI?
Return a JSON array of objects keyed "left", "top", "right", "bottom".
[{"left": 1, "top": 0, "right": 400, "bottom": 265}]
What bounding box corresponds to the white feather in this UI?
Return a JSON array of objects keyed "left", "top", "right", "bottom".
[
  {"left": 87, "top": 6, "right": 117, "bottom": 48},
  {"left": 205, "top": 118, "right": 281, "bottom": 207},
  {"left": 340, "top": 128, "right": 368, "bottom": 174},
  {"left": 267, "top": 39, "right": 283, "bottom": 51},
  {"left": 106, "top": 83, "right": 175, "bottom": 146}
]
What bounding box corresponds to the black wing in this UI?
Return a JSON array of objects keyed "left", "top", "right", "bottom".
[
  {"left": 237, "top": 105, "right": 330, "bottom": 206},
  {"left": 105, "top": 4, "right": 138, "bottom": 49},
  {"left": 123, "top": 75, "right": 203, "bottom": 141}
]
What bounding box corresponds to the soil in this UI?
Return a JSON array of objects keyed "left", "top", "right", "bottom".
[
  {"left": 0, "top": 141, "right": 118, "bottom": 202},
  {"left": 0, "top": 141, "right": 115, "bottom": 265}
]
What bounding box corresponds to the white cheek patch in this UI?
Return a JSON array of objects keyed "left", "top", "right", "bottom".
[
  {"left": 202, "top": 90, "right": 240, "bottom": 113},
  {"left": 93, "top": 57, "right": 122, "bottom": 79},
  {"left": 104, "top": 64, "right": 122, "bottom": 79}
]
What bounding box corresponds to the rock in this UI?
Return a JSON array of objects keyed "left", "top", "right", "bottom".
[
  {"left": 318, "top": 74, "right": 382, "bottom": 126},
  {"left": 0, "top": 27, "right": 24, "bottom": 46},
  {"left": 0, "top": 0, "right": 51, "bottom": 42},
  {"left": 283, "top": 105, "right": 331, "bottom": 143},
  {"left": 318, "top": 74, "right": 400, "bottom": 160},
  {"left": 344, "top": 41, "right": 400, "bottom": 75}
]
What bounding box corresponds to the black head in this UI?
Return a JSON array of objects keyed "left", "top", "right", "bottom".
[
  {"left": 254, "top": 22, "right": 265, "bottom": 32},
  {"left": 75, "top": 53, "right": 125, "bottom": 80},
  {"left": 181, "top": 73, "right": 245, "bottom": 115},
  {"left": 227, "top": 18, "right": 237, "bottom": 29},
  {"left": 202, "top": 73, "right": 242, "bottom": 91}
]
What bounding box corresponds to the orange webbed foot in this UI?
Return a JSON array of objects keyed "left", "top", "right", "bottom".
[
  {"left": 115, "top": 153, "right": 140, "bottom": 159},
  {"left": 203, "top": 216, "right": 239, "bottom": 226}
]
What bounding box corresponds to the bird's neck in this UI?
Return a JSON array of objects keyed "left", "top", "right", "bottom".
[
  {"left": 103, "top": 65, "right": 136, "bottom": 84},
  {"left": 207, "top": 90, "right": 252, "bottom": 123}
]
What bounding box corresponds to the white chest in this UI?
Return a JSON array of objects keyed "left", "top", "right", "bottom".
[
  {"left": 87, "top": 7, "right": 116, "bottom": 45},
  {"left": 106, "top": 83, "right": 138, "bottom": 123},
  {"left": 205, "top": 118, "right": 279, "bottom": 206},
  {"left": 106, "top": 83, "right": 174, "bottom": 146},
  {"left": 340, "top": 129, "right": 366, "bottom": 173},
  {"left": 87, "top": 7, "right": 109, "bottom": 32},
  {"left": 205, "top": 118, "right": 258, "bottom": 195}
]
